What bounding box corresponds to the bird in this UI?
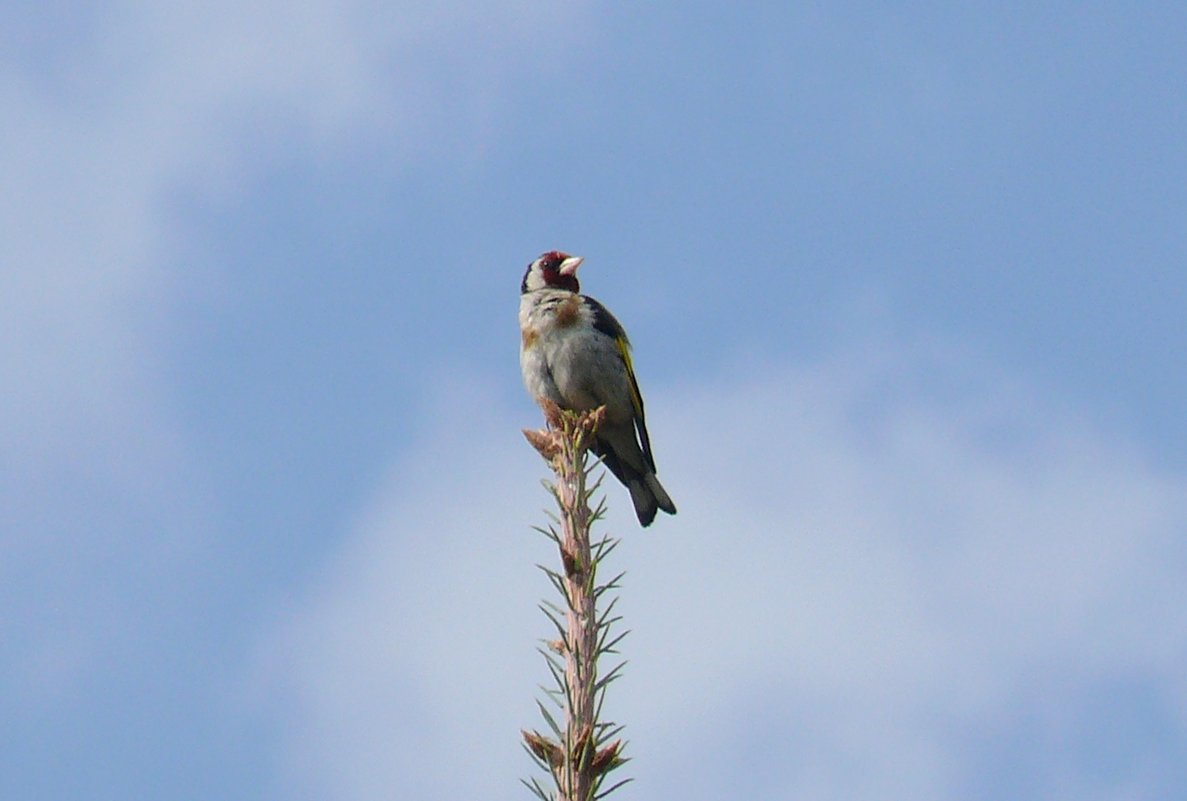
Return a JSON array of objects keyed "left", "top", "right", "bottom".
[{"left": 519, "top": 250, "right": 676, "bottom": 526}]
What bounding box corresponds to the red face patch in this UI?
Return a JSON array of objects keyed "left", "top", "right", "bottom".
[{"left": 538, "top": 251, "right": 579, "bottom": 292}]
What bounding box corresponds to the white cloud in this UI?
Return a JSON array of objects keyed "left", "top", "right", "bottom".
[
  {"left": 261, "top": 344, "right": 1187, "bottom": 800},
  {"left": 2, "top": 0, "right": 596, "bottom": 453},
  {"left": 253, "top": 375, "right": 550, "bottom": 800},
  {"left": 0, "top": 0, "right": 592, "bottom": 701}
]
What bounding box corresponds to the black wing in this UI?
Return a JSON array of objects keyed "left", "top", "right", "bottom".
[{"left": 583, "top": 295, "right": 657, "bottom": 472}]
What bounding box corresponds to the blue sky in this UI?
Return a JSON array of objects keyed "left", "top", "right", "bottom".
[{"left": 3, "top": 2, "right": 1186, "bottom": 799}]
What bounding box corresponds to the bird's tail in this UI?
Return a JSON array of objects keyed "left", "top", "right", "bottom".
[
  {"left": 626, "top": 473, "right": 677, "bottom": 527},
  {"left": 594, "top": 437, "right": 677, "bottom": 527},
  {"left": 646, "top": 473, "right": 676, "bottom": 516}
]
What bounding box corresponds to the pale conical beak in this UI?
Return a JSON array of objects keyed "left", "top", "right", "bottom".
[{"left": 558, "top": 256, "right": 584, "bottom": 276}]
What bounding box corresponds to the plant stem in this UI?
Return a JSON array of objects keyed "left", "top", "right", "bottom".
[{"left": 522, "top": 404, "right": 627, "bottom": 801}]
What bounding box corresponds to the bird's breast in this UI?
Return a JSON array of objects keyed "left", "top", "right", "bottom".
[
  {"left": 552, "top": 295, "right": 583, "bottom": 328},
  {"left": 519, "top": 292, "right": 587, "bottom": 351},
  {"left": 521, "top": 327, "right": 539, "bottom": 350}
]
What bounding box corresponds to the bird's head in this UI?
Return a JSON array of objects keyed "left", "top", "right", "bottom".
[{"left": 521, "top": 250, "right": 583, "bottom": 294}]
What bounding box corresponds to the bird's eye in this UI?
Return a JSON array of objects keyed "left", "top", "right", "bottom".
[{"left": 538, "top": 251, "right": 567, "bottom": 272}]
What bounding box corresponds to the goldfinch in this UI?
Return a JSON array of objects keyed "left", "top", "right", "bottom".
[{"left": 519, "top": 251, "right": 676, "bottom": 526}]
